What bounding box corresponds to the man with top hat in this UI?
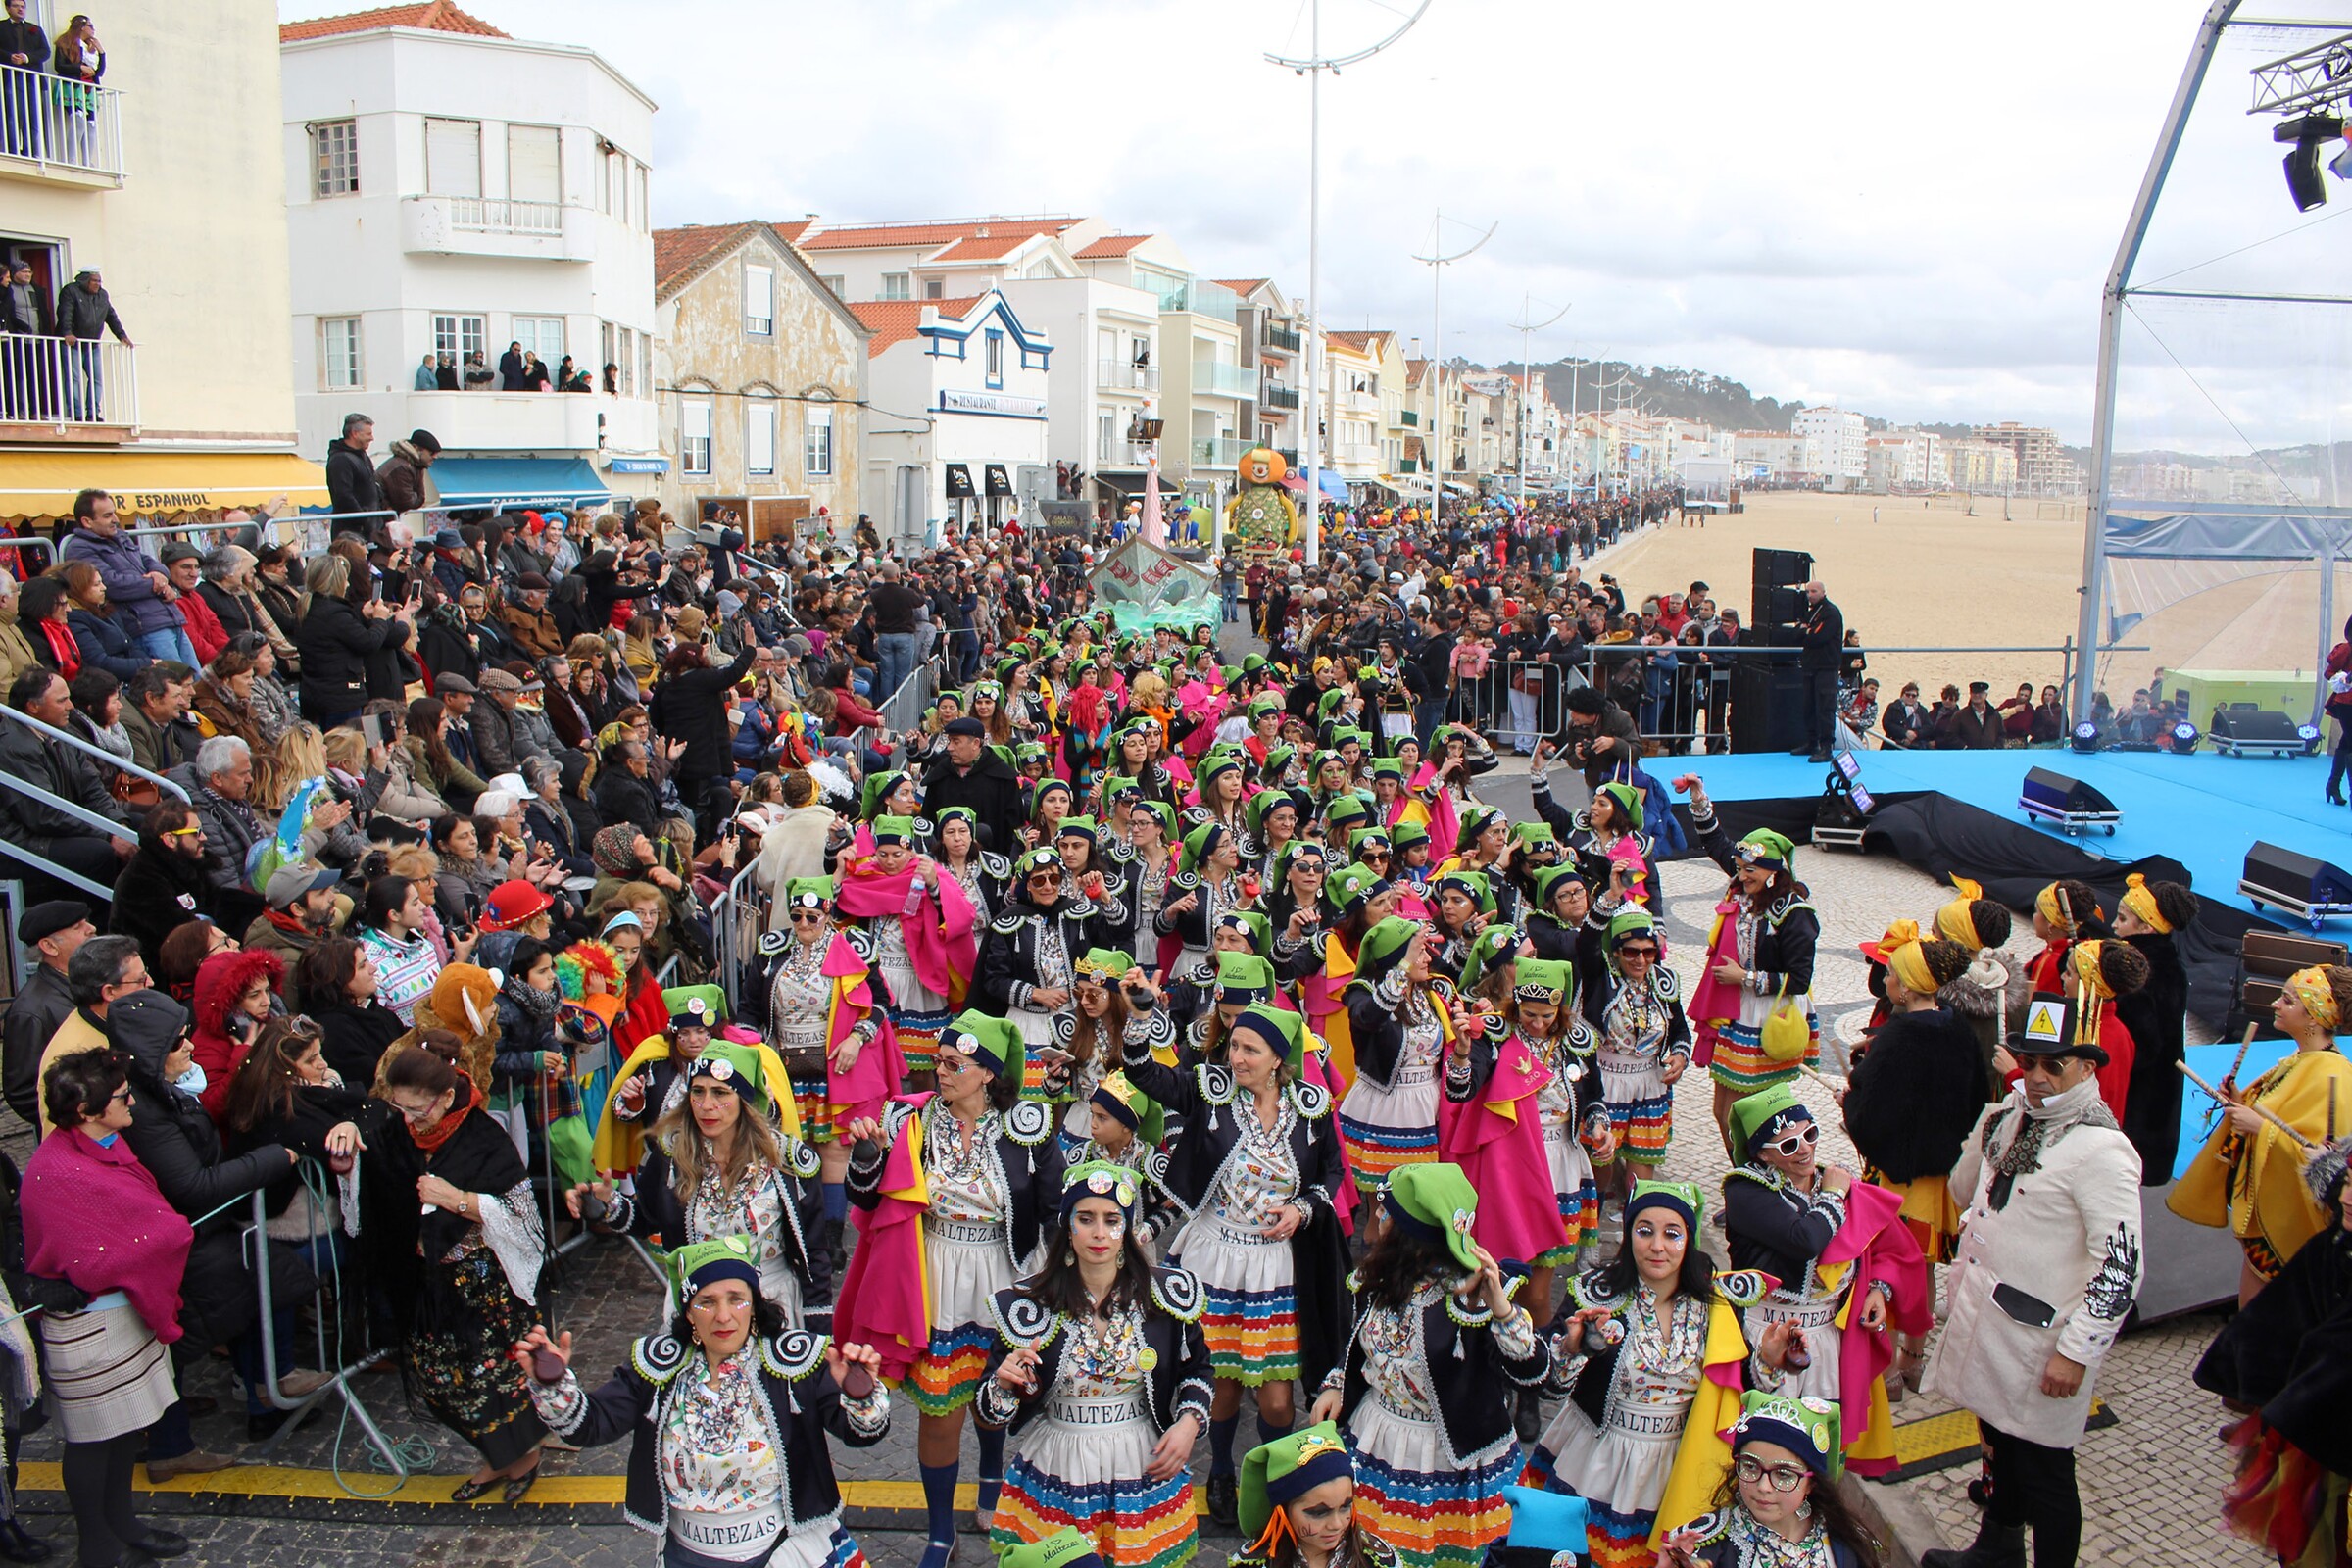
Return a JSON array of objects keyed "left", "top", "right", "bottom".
[
  {"left": 1920, "top": 993, "right": 2142, "bottom": 1568},
  {"left": 3, "top": 899, "right": 91, "bottom": 1125}
]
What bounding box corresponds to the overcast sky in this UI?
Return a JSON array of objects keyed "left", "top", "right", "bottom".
[{"left": 287, "top": 0, "right": 2309, "bottom": 442}]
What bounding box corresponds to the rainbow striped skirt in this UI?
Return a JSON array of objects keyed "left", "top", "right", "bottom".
[
  {"left": 906, "top": 1219, "right": 1013, "bottom": 1417},
  {"left": 1594, "top": 1060, "right": 1674, "bottom": 1168},
  {"left": 990, "top": 1396, "right": 1197, "bottom": 1568},
  {"left": 1170, "top": 1214, "right": 1299, "bottom": 1386},
  {"left": 1338, "top": 1071, "right": 1440, "bottom": 1196},
  {"left": 1705, "top": 1013, "right": 1817, "bottom": 1097},
  {"left": 1350, "top": 1397, "right": 1517, "bottom": 1568}
]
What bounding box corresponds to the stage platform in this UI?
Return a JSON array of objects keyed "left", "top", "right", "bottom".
[{"left": 1670, "top": 745, "right": 2350, "bottom": 1032}]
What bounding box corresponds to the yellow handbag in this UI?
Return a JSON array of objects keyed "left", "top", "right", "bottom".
[{"left": 1760, "top": 978, "right": 1811, "bottom": 1063}]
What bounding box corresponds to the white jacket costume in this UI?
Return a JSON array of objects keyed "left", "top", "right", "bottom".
[{"left": 1924, "top": 1077, "right": 2143, "bottom": 1447}]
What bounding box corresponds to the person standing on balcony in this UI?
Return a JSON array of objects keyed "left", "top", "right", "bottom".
[
  {"left": 434, "top": 353, "right": 459, "bottom": 391},
  {"left": 0, "top": 0, "right": 45, "bottom": 159},
  {"left": 413, "top": 353, "right": 437, "bottom": 393},
  {"left": 1, "top": 257, "right": 51, "bottom": 420},
  {"left": 54, "top": 269, "right": 126, "bottom": 422},
  {"left": 50, "top": 14, "right": 101, "bottom": 166}
]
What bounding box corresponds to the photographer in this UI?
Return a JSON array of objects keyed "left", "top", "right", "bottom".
[{"left": 1560, "top": 684, "right": 1639, "bottom": 789}]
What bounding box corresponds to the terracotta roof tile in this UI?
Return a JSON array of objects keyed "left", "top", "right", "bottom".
[
  {"left": 1327, "top": 329, "right": 1392, "bottom": 353},
  {"left": 849, "top": 297, "right": 985, "bottom": 354},
  {"left": 1214, "top": 278, "right": 1270, "bottom": 294},
  {"left": 772, "top": 220, "right": 813, "bottom": 247},
  {"left": 1073, "top": 234, "right": 1153, "bottom": 259},
  {"left": 801, "top": 218, "right": 1077, "bottom": 253},
  {"left": 652, "top": 222, "right": 757, "bottom": 298},
  {"left": 933, "top": 232, "right": 1044, "bottom": 262},
  {"left": 280, "top": 2, "right": 508, "bottom": 41}
]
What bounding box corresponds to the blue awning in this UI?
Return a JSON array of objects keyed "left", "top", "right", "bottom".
[
  {"left": 429, "top": 457, "right": 611, "bottom": 510},
  {"left": 1318, "top": 468, "right": 1348, "bottom": 500}
]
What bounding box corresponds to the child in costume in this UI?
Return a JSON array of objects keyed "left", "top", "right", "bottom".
[
  {"left": 1660, "top": 1393, "right": 1886, "bottom": 1568},
  {"left": 1231, "top": 1421, "right": 1387, "bottom": 1568}
]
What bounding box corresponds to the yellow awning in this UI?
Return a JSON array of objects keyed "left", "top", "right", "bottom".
[{"left": 0, "top": 451, "right": 329, "bottom": 518}]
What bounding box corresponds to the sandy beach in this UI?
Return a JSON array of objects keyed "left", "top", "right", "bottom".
[{"left": 1596, "top": 491, "right": 2346, "bottom": 710}]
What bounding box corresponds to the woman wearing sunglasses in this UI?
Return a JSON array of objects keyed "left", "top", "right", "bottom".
[
  {"left": 1575, "top": 886, "right": 1692, "bottom": 1207},
  {"left": 1658, "top": 1393, "right": 1886, "bottom": 1568},
  {"left": 1721, "top": 1082, "right": 1926, "bottom": 1462},
  {"left": 981, "top": 846, "right": 1112, "bottom": 1056}
]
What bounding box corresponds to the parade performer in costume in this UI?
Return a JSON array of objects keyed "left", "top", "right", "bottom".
[
  {"left": 583, "top": 1040, "right": 832, "bottom": 1328},
  {"left": 2171, "top": 963, "right": 2352, "bottom": 1304},
  {"left": 1926, "top": 877, "right": 2014, "bottom": 1077},
  {"left": 834, "top": 816, "right": 978, "bottom": 1086},
  {"left": 1298, "top": 861, "right": 1394, "bottom": 1091},
  {"left": 1338, "top": 917, "right": 1450, "bottom": 1202},
  {"left": 838, "top": 1011, "right": 1062, "bottom": 1568},
  {"left": 1427, "top": 870, "right": 1495, "bottom": 986},
  {"left": 1659, "top": 1393, "right": 1886, "bottom": 1568},
  {"left": 979, "top": 847, "right": 1107, "bottom": 1055},
  {"left": 1920, "top": 995, "right": 2143, "bottom": 1568},
  {"left": 2109, "top": 875, "right": 2197, "bottom": 1183},
  {"left": 1525, "top": 1180, "right": 1797, "bottom": 1568},
  {"left": 1524, "top": 863, "right": 1594, "bottom": 966},
  {"left": 516, "top": 1234, "right": 892, "bottom": 1568},
  {"left": 1839, "top": 929, "right": 1988, "bottom": 1396},
  {"left": 1116, "top": 1000, "right": 1349, "bottom": 1529},
  {"left": 1575, "top": 891, "right": 1691, "bottom": 1195},
  {"left": 1531, "top": 745, "right": 1657, "bottom": 915},
  {"left": 1061, "top": 948, "right": 1178, "bottom": 1143},
  {"left": 975, "top": 1160, "right": 1211, "bottom": 1568},
  {"left": 2191, "top": 1133, "right": 2352, "bottom": 1568},
  {"left": 1266, "top": 842, "right": 1332, "bottom": 988},
  {"left": 1306, "top": 1163, "right": 1546, "bottom": 1568},
  {"left": 2024, "top": 881, "right": 2105, "bottom": 997},
  {"left": 1684, "top": 780, "right": 1819, "bottom": 1150},
  {"left": 1107, "top": 793, "right": 1177, "bottom": 970},
  {"left": 1720, "top": 1084, "right": 1926, "bottom": 1473},
  {"left": 763, "top": 878, "right": 899, "bottom": 1267},
  {"left": 1437, "top": 805, "right": 1521, "bottom": 930},
  {"left": 1158, "top": 821, "right": 1248, "bottom": 1022},
  {"left": 2057, "top": 940, "right": 2146, "bottom": 1124},
  {"left": 1232, "top": 1422, "right": 1386, "bottom": 1568},
  {"left": 935, "top": 807, "right": 1012, "bottom": 924}
]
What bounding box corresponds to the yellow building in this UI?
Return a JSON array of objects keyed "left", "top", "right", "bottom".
[
  {"left": 654, "top": 220, "right": 870, "bottom": 545},
  {"left": 0, "top": 0, "right": 320, "bottom": 524}
]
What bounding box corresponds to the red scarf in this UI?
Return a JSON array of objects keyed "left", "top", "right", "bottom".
[{"left": 37, "top": 619, "right": 78, "bottom": 679}]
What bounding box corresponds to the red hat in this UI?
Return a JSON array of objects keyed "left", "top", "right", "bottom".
[{"left": 481, "top": 879, "right": 553, "bottom": 931}]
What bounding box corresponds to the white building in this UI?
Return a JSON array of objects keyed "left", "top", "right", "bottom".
[
  {"left": 1729, "top": 429, "right": 1824, "bottom": 480},
  {"left": 1792, "top": 406, "right": 1867, "bottom": 483},
  {"left": 1865, "top": 428, "right": 1944, "bottom": 490},
  {"left": 280, "top": 4, "right": 665, "bottom": 513},
  {"left": 850, "top": 290, "right": 1052, "bottom": 546}
]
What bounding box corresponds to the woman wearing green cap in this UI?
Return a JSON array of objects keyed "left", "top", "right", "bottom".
[
  {"left": 975, "top": 1160, "right": 1211, "bottom": 1568},
  {"left": 1182, "top": 751, "right": 1250, "bottom": 847},
  {"left": 1156, "top": 821, "right": 1247, "bottom": 1023},
  {"left": 1575, "top": 896, "right": 1692, "bottom": 1198},
  {"left": 1657, "top": 1392, "right": 1885, "bottom": 1568},
  {"left": 1427, "top": 870, "right": 1495, "bottom": 986},
  {"left": 934, "top": 806, "right": 1011, "bottom": 923},
  {"left": 1264, "top": 842, "right": 1331, "bottom": 987},
  {"left": 1061, "top": 950, "right": 1177, "bottom": 1151},
  {"left": 979, "top": 847, "right": 1108, "bottom": 1057},
  {"left": 1305, "top": 1161, "right": 1545, "bottom": 1568},
  {"left": 1435, "top": 806, "right": 1522, "bottom": 931},
  {"left": 1338, "top": 917, "right": 1450, "bottom": 1200},
  {"left": 1114, "top": 1003, "right": 1348, "bottom": 1528},
  {"left": 1683, "top": 778, "right": 1821, "bottom": 1150},
  {"left": 1104, "top": 795, "right": 1176, "bottom": 970},
  {"left": 515, "top": 1232, "right": 891, "bottom": 1568},
  {"left": 1231, "top": 1421, "right": 1377, "bottom": 1568},
  {"left": 1248, "top": 786, "right": 1306, "bottom": 882}
]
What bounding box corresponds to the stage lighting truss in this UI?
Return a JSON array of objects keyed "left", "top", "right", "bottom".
[{"left": 2250, "top": 31, "right": 2352, "bottom": 118}]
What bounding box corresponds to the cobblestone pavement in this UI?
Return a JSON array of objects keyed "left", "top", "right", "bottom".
[{"left": 0, "top": 821, "right": 2267, "bottom": 1566}]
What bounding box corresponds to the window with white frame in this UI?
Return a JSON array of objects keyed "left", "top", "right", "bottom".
[
  {"left": 682, "top": 397, "right": 712, "bottom": 476},
  {"left": 746, "top": 397, "right": 777, "bottom": 477},
  {"left": 880, "top": 273, "right": 910, "bottom": 301},
  {"left": 923, "top": 277, "right": 945, "bottom": 300},
  {"left": 634, "top": 163, "right": 649, "bottom": 231},
  {"left": 1098, "top": 412, "right": 1114, "bottom": 462},
  {"left": 423, "top": 118, "right": 481, "bottom": 198},
  {"left": 513, "top": 315, "right": 564, "bottom": 365},
  {"left": 745, "top": 264, "right": 774, "bottom": 335},
  {"left": 818, "top": 275, "right": 846, "bottom": 297},
  {"left": 984, "top": 330, "right": 1004, "bottom": 387},
  {"left": 601, "top": 321, "right": 615, "bottom": 385},
  {"left": 617, "top": 326, "right": 635, "bottom": 394},
  {"left": 310, "top": 120, "right": 359, "bottom": 198},
  {"left": 319, "top": 317, "right": 363, "bottom": 389},
  {"left": 432, "top": 313, "right": 485, "bottom": 367},
  {"left": 804, "top": 404, "right": 834, "bottom": 476},
  {"left": 506, "top": 123, "right": 561, "bottom": 205}
]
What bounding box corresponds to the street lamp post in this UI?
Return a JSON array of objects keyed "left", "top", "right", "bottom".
[
  {"left": 1506, "top": 292, "right": 1568, "bottom": 512},
  {"left": 1412, "top": 211, "right": 1494, "bottom": 523},
  {"left": 1267, "top": 0, "right": 1431, "bottom": 566}
]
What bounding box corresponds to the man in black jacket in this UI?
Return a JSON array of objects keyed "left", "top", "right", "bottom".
[
  {"left": 0, "top": 0, "right": 44, "bottom": 159},
  {"left": 1882, "top": 681, "right": 1933, "bottom": 749},
  {"left": 0, "top": 667, "right": 133, "bottom": 892},
  {"left": 498, "top": 340, "right": 525, "bottom": 390},
  {"left": 1411, "top": 608, "right": 1456, "bottom": 748},
  {"left": 2, "top": 900, "right": 90, "bottom": 1126},
  {"left": 921, "top": 716, "right": 1024, "bottom": 854},
  {"left": 325, "top": 413, "right": 384, "bottom": 532},
  {"left": 1561, "top": 685, "right": 1641, "bottom": 789},
  {"left": 1794, "top": 579, "right": 1843, "bottom": 763}
]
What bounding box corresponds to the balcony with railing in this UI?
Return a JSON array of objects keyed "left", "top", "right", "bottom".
[
  {"left": 1261, "top": 324, "right": 1302, "bottom": 355},
  {"left": 1097, "top": 359, "right": 1160, "bottom": 393},
  {"left": 1395, "top": 408, "right": 1419, "bottom": 427},
  {"left": 1152, "top": 277, "right": 1240, "bottom": 325},
  {"left": 0, "top": 63, "right": 124, "bottom": 186},
  {"left": 1191, "top": 436, "right": 1252, "bottom": 466},
  {"left": 1260, "top": 382, "right": 1300, "bottom": 411},
  {"left": 1331, "top": 440, "right": 1380, "bottom": 469},
  {"left": 1337, "top": 386, "right": 1379, "bottom": 416},
  {"left": 401, "top": 195, "right": 595, "bottom": 261},
  {"left": 1096, "top": 439, "right": 1156, "bottom": 468},
  {"left": 1193, "top": 361, "right": 1252, "bottom": 400},
  {"left": 0, "top": 337, "right": 136, "bottom": 440}
]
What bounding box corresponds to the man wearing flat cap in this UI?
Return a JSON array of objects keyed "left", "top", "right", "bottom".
[
  {"left": 1950, "top": 680, "right": 2004, "bottom": 751},
  {"left": 3, "top": 900, "right": 92, "bottom": 1125},
  {"left": 920, "top": 715, "right": 1024, "bottom": 856},
  {"left": 1922, "top": 993, "right": 2141, "bottom": 1568},
  {"left": 499, "top": 570, "right": 564, "bottom": 659}
]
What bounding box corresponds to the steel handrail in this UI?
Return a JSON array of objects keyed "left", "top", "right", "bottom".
[
  {"left": 0, "top": 836, "right": 111, "bottom": 899},
  {"left": 0, "top": 703, "right": 187, "bottom": 802}
]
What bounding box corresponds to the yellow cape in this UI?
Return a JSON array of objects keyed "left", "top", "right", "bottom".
[
  {"left": 1318, "top": 930, "right": 1359, "bottom": 1086},
  {"left": 589, "top": 1034, "right": 805, "bottom": 1177},
  {"left": 2169, "top": 1048, "right": 2351, "bottom": 1268},
  {"left": 1649, "top": 1296, "right": 1757, "bottom": 1546}
]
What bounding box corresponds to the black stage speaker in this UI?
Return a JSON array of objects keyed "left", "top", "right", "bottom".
[
  {"left": 2021, "top": 767, "right": 2121, "bottom": 816},
  {"left": 1751, "top": 583, "right": 1808, "bottom": 627},
  {"left": 1752, "top": 547, "right": 1813, "bottom": 590},
  {"left": 1729, "top": 663, "right": 1806, "bottom": 753},
  {"left": 2209, "top": 709, "right": 2303, "bottom": 744},
  {"left": 2241, "top": 840, "right": 2352, "bottom": 922}
]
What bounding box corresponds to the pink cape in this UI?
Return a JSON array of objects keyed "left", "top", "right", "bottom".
[
  {"left": 1438, "top": 1033, "right": 1571, "bottom": 1264},
  {"left": 1686, "top": 899, "right": 1744, "bottom": 1068},
  {"left": 833, "top": 1093, "right": 934, "bottom": 1383},
  {"left": 832, "top": 863, "right": 978, "bottom": 1003},
  {"left": 1400, "top": 765, "right": 1461, "bottom": 865},
  {"left": 1825, "top": 1181, "right": 1931, "bottom": 1477},
  {"left": 824, "top": 934, "right": 904, "bottom": 1107}
]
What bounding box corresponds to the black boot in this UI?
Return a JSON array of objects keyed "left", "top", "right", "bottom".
[
  {"left": 1920, "top": 1516, "right": 2026, "bottom": 1568},
  {"left": 1206, "top": 1474, "right": 1239, "bottom": 1528},
  {"left": 1513, "top": 1388, "right": 1543, "bottom": 1443},
  {"left": 2329, "top": 759, "right": 2348, "bottom": 806},
  {"left": 820, "top": 1217, "right": 849, "bottom": 1275}
]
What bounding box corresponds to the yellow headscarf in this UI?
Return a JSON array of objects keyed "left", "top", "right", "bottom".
[
  {"left": 2035, "top": 882, "right": 2078, "bottom": 938},
  {"left": 2070, "top": 941, "right": 2110, "bottom": 1049},
  {"left": 1886, "top": 939, "right": 1936, "bottom": 999},
  {"left": 2285, "top": 965, "right": 2340, "bottom": 1033},
  {"left": 1936, "top": 876, "right": 1988, "bottom": 949},
  {"left": 2119, "top": 873, "right": 2173, "bottom": 935}
]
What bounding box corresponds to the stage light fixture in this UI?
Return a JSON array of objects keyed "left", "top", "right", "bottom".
[
  {"left": 2170, "top": 719, "right": 2201, "bottom": 753},
  {"left": 2071, "top": 721, "right": 2103, "bottom": 754},
  {"left": 2298, "top": 722, "right": 2323, "bottom": 756},
  {"left": 2276, "top": 113, "right": 2343, "bottom": 211}
]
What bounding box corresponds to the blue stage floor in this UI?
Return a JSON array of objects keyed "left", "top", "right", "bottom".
[{"left": 1685, "top": 747, "right": 2349, "bottom": 926}]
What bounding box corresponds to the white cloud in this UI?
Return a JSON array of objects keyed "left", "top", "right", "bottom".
[{"left": 282, "top": 0, "right": 2258, "bottom": 439}]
